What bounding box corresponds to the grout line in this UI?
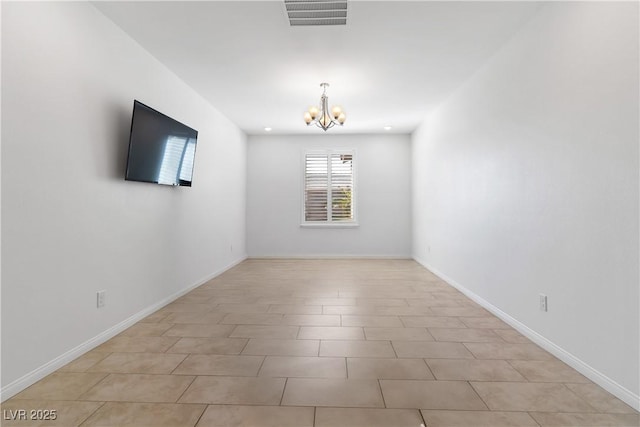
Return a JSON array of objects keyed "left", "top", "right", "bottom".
[
  {"left": 279, "top": 378, "right": 289, "bottom": 406},
  {"left": 461, "top": 342, "right": 478, "bottom": 359},
  {"left": 169, "top": 353, "right": 190, "bottom": 375},
  {"left": 227, "top": 324, "right": 240, "bottom": 339},
  {"left": 238, "top": 338, "right": 251, "bottom": 355},
  {"left": 399, "top": 316, "right": 408, "bottom": 328},
  {"left": 504, "top": 359, "right": 530, "bottom": 382},
  {"left": 492, "top": 328, "right": 510, "bottom": 344},
  {"left": 424, "top": 327, "right": 435, "bottom": 341},
  {"left": 173, "top": 375, "right": 198, "bottom": 404},
  {"left": 76, "top": 401, "right": 107, "bottom": 427},
  {"left": 377, "top": 379, "right": 388, "bottom": 408},
  {"left": 74, "top": 373, "right": 111, "bottom": 401},
  {"left": 466, "top": 380, "right": 491, "bottom": 411},
  {"left": 422, "top": 358, "right": 436, "bottom": 380},
  {"left": 418, "top": 408, "right": 428, "bottom": 427},
  {"left": 527, "top": 411, "right": 543, "bottom": 427},
  {"left": 390, "top": 340, "right": 399, "bottom": 358},
  {"left": 191, "top": 404, "right": 208, "bottom": 427},
  {"left": 560, "top": 382, "right": 601, "bottom": 412},
  {"left": 255, "top": 355, "right": 268, "bottom": 377}
]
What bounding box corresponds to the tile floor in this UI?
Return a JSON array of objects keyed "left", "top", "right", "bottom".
[{"left": 3, "top": 259, "right": 638, "bottom": 426}]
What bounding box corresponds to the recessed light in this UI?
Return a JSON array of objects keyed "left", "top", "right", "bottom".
[
  {"left": 264, "top": 127, "right": 272, "bottom": 132},
  {"left": 383, "top": 126, "right": 392, "bottom": 131}
]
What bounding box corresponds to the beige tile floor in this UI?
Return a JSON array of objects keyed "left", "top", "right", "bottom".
[{"left": 4, "top": 259, "right": 639, "bottom": 426}]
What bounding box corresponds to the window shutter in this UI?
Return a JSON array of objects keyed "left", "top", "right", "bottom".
[
  {"left": 305, "top": 153, "right": 329, "bottom": 221},
  {"left": 304, "top": 151, "right": 354, "bottom": 223},
  {"left": 330, "top": 153, "right": 353, "bottom": 221}
]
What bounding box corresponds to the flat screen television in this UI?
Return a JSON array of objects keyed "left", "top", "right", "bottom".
[{"left": 125, "top": 100, "right": 198, "bottom": 187}]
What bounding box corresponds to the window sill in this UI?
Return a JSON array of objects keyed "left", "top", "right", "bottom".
[{"left": 301, "top": 222, "right": 360, "bottom": 229}]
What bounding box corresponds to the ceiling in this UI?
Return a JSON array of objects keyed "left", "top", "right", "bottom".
[{"left": 94, "top": 1, "right": 542, "bottom": 135}]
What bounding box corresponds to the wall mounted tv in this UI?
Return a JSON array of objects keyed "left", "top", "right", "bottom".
[{"left": 125, "top": 100, "right": 198, "bottom": 187}]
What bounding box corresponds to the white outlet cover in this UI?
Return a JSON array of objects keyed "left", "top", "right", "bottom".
[
  {"left": 97, "top": 290, "right": 106, "bottom": 308},
  {"left": 539, "top": 294, "right": 547, "bottom": 312}
]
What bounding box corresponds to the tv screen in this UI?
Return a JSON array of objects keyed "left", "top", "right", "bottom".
[{"left": 125, "top": 100, "right": 198, "bottom": 187}]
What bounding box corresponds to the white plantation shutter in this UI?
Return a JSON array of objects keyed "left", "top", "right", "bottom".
[
  {"left": 304, "top": 151, "right": 355, "bottom": 223},
  {"left": 305, "top": 153, "right": 329, "bottom": 221},
  {"left": 330, "top": 153, "right": 353, "bottom": 221}
]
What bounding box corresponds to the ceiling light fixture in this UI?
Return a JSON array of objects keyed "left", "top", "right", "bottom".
[
  {"left": 383, "top": 126, "right": 392, "bottom": 131},
  {"left": 304, "top": 83, "right": 346, "bottom": 131},
  {"left": 264, "top": 127, "right": 272, "bottom": 132}
]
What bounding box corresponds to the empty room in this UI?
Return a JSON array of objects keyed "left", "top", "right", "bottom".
[{"left": 1, "top": 1, "right": 638, "bottom": 426}]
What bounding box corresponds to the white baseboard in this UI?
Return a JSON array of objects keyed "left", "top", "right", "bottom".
[
  {"left": 0, "top": 255, "right": 247, "bottom": 402},
  {"left": 248, "top": 254, "right": 412, "bottom": 260},
  {"left": 413, "top": 256, "right": 640, "bottom": 412}
]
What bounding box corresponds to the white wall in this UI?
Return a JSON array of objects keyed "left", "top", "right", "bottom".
[
  {"left": 1, "top": 2, "right": 247, "bottom": 396},
  {"left": 412, "top": 2, "right": 639, "bottom": 406},
  {"left": 247, "top": 134, "right": 411, "bottom": 257}
]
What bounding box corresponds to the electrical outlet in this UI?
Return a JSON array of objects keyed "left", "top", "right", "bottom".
[
  {"left": 97, "top": 290, "right": 106, "bottom": 308},
  {"left": 539, "top": 294, "right": 548, "bottom": 312}
]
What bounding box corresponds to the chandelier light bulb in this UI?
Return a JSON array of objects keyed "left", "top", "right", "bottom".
[
  {"left": 308, "top": 106, "right": 319, "bottom": 120},
  {"left": 304, "top": 111, "right": 312, "bottom": 124},
  {"left": 337, "top": 112, "right": 346, "bottom": 124},
  {"left": 331, "top": 106, "right": 342, "bottom": 120}
]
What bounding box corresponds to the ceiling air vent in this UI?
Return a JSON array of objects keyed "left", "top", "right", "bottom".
[{"left": 284, "top": 0, "right": 347, "bottom": 26}]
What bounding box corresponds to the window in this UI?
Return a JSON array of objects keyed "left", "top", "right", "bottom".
[{"left": 303, "top": 150, "right": 356, "bottom": 225}]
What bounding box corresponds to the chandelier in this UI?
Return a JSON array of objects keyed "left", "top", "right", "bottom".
[{"left": 304, "top": 83, "right": 346, "bottom": 131}]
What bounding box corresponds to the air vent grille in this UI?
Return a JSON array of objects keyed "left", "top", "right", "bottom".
[
  {"left": 285, "top": 0, "right": 347, "bottom": 26},
  {"left": 289, "top": 10, "right": 347, "bottom": 19}
]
